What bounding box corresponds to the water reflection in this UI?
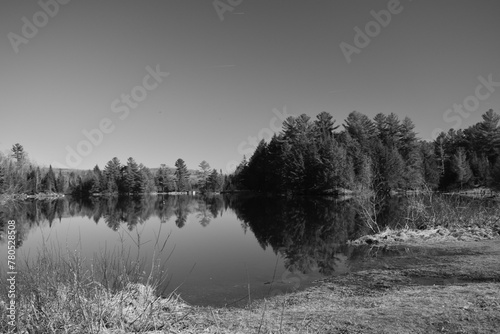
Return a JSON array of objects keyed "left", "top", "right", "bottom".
[
  {"left": 227, "top": 194, "right": 369, "bottom": 275},
  {"left": 2, "top": 193, "right": 497, "bottom": 306},
  {"left": 61, "top": 195, "right": 226, "bottom": 231},
  {"left": 1, "top": 194, "right": 375, "bottom": 274},
  {"left": 0, "top": 195, "right": 227, "bottom": 247}
]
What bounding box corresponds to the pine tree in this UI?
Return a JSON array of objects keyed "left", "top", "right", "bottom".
[
  {"left": 384, "top": 113, "right": 402, "bottom": 148},
  {"left": 56, "top": 170, "right": 66, "bottom": 194},
  {"left": 337, "top": 131, "right": 364, "bottom": 183},
  {"left": 88, "top": 166, "right": 101, "bottom": 194},
  {"left": 450, "top": 148, "right": 472, "bottom": 189},
  {"left": 478, "top": 109, "right": 500, "bottom": 165},
  {"left": 139, "top": 166, "right": 155, "bottom": 193},
  {"left": 175, "top": 159, "right": 189, "bottom": 191},
  {"left": 314, "top": 111, "right": 339, "bottom": 143},
  {"left": 122, "top": 165, "right": 135, "bottom": 194},
  {"left": 103, "top": 157, "right": 121, "bottom": 193},
  {"left": 207, "top": 169, "right": 221, "bottom": 192},
  {"left": 67, "top": 171, "right": 78, "bottom": 193},
  {"left": 315, "top": 137, "right": 351, "bottom": 190},
  {"left": 80, "top": 170, "right": 98, "bottom": 195},
  {"left": 266, "top": 135, "right": 286, "bottom": 191},
  {"left": 35, "top": 167, "right": 42, "bottom": 193},
  {"left": 419, "top": 141, "right": 440, "bottom": 189},
  {"left": 155, "top": 164, "right": 169, "bottom": 193},
  {"left": 11, "top": 143, "right": 25, "bottom": 164},
  {"left": 374, "top": 113, "right": 388, "bottom": 141},
  {"left": 242, "top": 139, "right": 268, "bottom": 191},
  {"left": 198, "top": 160, "right": 211, "bottom": 192},
  {"left": 343, "top": 111, "right": 377, "bottom": 150},
  {"left": 371, "top": 141, "right": 405, "bottom": 192},
  {"left": 165, "top": 169, "right": 176, "bottom": 192},
  {"left": 281, "top": 140, "right": 306, "bottom": 191},
  {"left": 491, "top": 159, "right": 500, "bottom": 190},
  {"left": 0, "top": 165, "right": 5, "bottom": 194},
  {"left": 26, "top": 166, "right": 35, "bottom": 195},
  {"left": 402, "top": 147, "right": 424, "bottom": 189},
  {"left": 120, "top": 157, "right": 143, "bottom": 194},
  {"left": 42, "top": 165, "right": 56, "bottom": 193},
  {"left": 399, "top": 117, "right": 418, "bottom": 158},
  {"left": 282, "top": 114, "right": 315, "bottom": 145},
  {"left": 358, "top": 154, "right": 373, "bottom": 190},
  {"left": 468, "top": 152, "right": 490, "bottom": 186}
]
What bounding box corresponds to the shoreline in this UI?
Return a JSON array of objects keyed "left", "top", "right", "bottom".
[
  {"left": 0, "top": 192, "right": 65, "bottom": 203},
  {"left": 2, "top": 228, "right": 499, "bottom": 333},
  {"left": 349, "top": 224, "right": 500, "bottom": 245},
  {"left": 2, "top": 192, "right": 500, "bottom": 332},
  {"left": 175, "top": 236, "right": 500, "bottom": 333}
]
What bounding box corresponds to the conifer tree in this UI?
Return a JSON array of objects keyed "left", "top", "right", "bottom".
[
  {"left": 103, "top": 157, "right": 121, "bottom": 193},
  {"left": 139, "top": 166, "right": 156, "bottom": 193},
  {"left": 265, "top": 135, "right": 285, "bottom": 191},
  {"left": 343, "top": 111, "right": 376, "bottom": 150},
  {"left": 42, "top": 165, "right": 57, "bottom": 193},
  {"left": 198, "top": 160, "right": 211, "bottom": 191},
  {"left": 11, "top": 143, "right": 25, "bottom": 164},
  {"left": 478, "top": 109, "right": 500, "bottom": 165},
  {"left": 450, "top": 148, "right": 472, "bottom": 189},
  {"left": 175, "top": 159, "right": 189, "bottom": 191},
  {"left": 0, "top": 165, "right": 5, "bottom": 194},
  {"left": 242, "top": 139, "right": 268, "bottom": 191},
  {"left": 155, "top": 164, "right": 169, "bottom": 193},
  {"left": 491, "top": 159, "right": 500, "bottom": 190},
  {"left": 419, "top": 141, "right": 440, "bottom": 189},
  {"left": 56, "top": 170, "right": 67, "bottom": 194},
  {"left": 314, "top": 111, "right": 338, "bottom": 143},
  {"left": 207, "top": 169, "right": 221, "bottom": 192}
]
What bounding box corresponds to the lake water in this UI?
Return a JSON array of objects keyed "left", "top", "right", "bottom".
[{"left": 1, "top": 193, "right": 490, "bottom": 306}]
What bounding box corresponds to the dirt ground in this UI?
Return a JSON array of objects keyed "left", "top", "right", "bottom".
[
  {"left": 222, "top": 239, "right": 500, "bottom": 334},
  {"left": 99, "top": 237, "right": 500, "bottom": 334},
  {"left": 6, "top": 226, "right": 498, "bottom": 333}
]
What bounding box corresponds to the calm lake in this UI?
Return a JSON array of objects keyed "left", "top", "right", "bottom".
[{"left": 1, "top": 193, "right": 487, "bottom": 307}]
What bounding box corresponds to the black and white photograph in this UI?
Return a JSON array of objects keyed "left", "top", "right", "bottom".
[{"left": 1, "top": 1, "right": 500, "bottom": 332}]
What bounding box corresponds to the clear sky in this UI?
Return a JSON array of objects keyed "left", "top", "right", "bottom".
[{"left": 1, "top": 0, "right": 499, "bottom": 172}]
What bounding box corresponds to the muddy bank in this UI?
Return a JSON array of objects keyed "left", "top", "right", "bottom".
[
  {"left": 216, "top": 239, "right": 500, "bottom": 333},
  {"left": 350, "top": 224, "right": 500, "bottom": 245},
  {"left": 4, "top": 237, "right": 499, "bottom": 333},
  {"left": 103, "top": 239, "right": 500, "bottom": 333},
  {"left": 173, "top": 238, "right": 500, "bottom": 333}
]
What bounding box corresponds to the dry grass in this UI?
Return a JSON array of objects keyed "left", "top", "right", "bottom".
[
  {"left": 227, "top": 280, "right": 500, "bottom": 334},
  {"left": 0, "top": 243, "right": 190, "bottom": 334},
  {"left": 2, "top": 191, "right": 500, "bottom": 333},
  {"left": 351, "top": 190, "right": 500, "bottom": 246},
  {"left": 350, "top": 225, "right": 500, "bottom": 246},
  {"left": 3, "top": 239, "right": 500, "bottom": 333}
]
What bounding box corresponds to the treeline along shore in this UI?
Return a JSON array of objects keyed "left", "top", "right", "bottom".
[
  {"left": 1, "top": 109, "right": 500, "bottom": 203},
  {"left": 1, "top": 109, "right": 500, "bottom": 333}
]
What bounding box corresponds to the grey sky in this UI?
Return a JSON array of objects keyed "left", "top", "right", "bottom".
[{"left": 1, "top": 0, "right": 499, "bottom": 171}]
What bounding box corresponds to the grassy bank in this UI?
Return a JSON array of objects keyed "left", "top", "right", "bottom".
[
  {"left": 2, "top": 238, "right": 500, "bottom": 333},
  {"left": 351, "top": 224, "right": 500, "bottom": 245},
  {"left": 2, "top": 193, "right": 500, "bottom": 333},
  {"left": 0, "top": 242, "right": 189, "bottom": 333}
]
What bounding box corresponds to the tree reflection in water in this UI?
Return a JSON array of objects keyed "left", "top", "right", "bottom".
[
  {"left": 225, "top": 194, "right": 372, "bottom": 275},
  {"left": 1, "top": 193, "right": 429, "bottom": 275}
]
